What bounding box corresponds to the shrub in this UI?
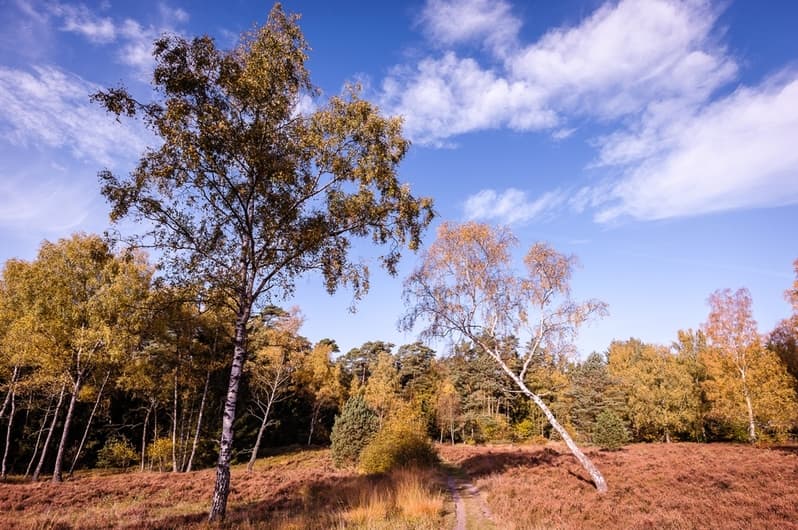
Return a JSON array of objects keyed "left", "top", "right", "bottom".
[
  {"left": 359, "top": 404, "right": 438, "bottom": 474},
  {"left": 593, "top": 410, "right": 629, "bottom": 450},
  {"left": 331, "top": 395, "right": 379, "bottom": 468},
  {"left": 147, "top": 437, "right": 173, "bottom": 471},
  {"left": 96, "top": 437, "right": 138, "bottom": 469},
  {"left": 477, "top": 414, "right": 512, "bottom": 442}
]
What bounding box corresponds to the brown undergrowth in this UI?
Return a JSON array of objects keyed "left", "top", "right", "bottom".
[
  {"left": 439, "top": 442, "right": 798, "bottom": 530},
  {"left": 0, "top": 447, "right": 449, "bottom": 529}
]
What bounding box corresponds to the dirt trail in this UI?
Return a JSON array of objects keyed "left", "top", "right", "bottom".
[{"left": 446, "top": 470, "right": 496, "bottom": 530}]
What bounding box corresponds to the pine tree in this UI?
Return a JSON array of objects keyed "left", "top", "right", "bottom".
[{"left": 330, "top": 395, "right": 378, "bottom": 468}]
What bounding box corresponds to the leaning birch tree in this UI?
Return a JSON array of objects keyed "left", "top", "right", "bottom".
[
  {"left": 401, "top": 221, "right": 609, "bottom": 492},
  {"left": 92, "top": 5, "right": 433, "bottom": 520}
]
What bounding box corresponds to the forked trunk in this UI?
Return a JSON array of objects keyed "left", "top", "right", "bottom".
[
  {"left": 247, "top": 398, "right": 273, "bottom": 472},
  {"left": 69, "top": 370, "right": 110, "bottom": 477},
  {"left": 25, "top": 397, "right": 53, "bottom": 478},
  {"left": 33, "top": 381, "right": 67, "bottom": 482},
  {"left": 505, "top": 367, "right": 607, "bottom": 493},
  {"left": 0, "top": 366, "right": 19, "bottom": 420},
  {"left": 209, "top": 304, "right": 250, "bottom": 521},
  {"left": 52, "top": 370, "right": 84, "bottom": 482},
  {"left": 186, "top": 369, "right": 210, "bottom": 473}
]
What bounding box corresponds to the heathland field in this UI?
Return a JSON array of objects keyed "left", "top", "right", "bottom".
[{"left": 0, "top": 442, "right": 796, "bottom": 529}]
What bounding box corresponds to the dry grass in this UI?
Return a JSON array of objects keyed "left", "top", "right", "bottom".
[
  {"left": 0, "top": 447, "right": 449, "bottom": 529},
  {"left": 339, "top": 468, "right": 446, "bottom": 529},
  {"left": 439, "top": 442, "right": 798, "bottom": 530}
]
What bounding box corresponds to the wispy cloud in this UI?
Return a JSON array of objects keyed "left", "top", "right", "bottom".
[
  {"left": 49, "top": 2, "right": 116, "bottom": 43},
  {"left": 0, "top": 65, "right": 150, "bottom": 166},
  {"left": 464, "top": 188, "right": 566, "bottom": 224},
  {"left": 38, "top": 1, "right": 189, "bottom": 80},
  {"left": 400, "top": 0, "right": 798, "bottom": 222},
  {"left": 0, "top": 170, "right": 93, "bottom": 232},
  {"left": 594, "top": 72, "right": 798, "bottom": 222}
]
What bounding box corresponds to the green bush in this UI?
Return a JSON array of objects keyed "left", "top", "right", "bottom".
[
  {"left": 359, "top": 405, "right": 438, "bottom": 474},
  {"left": 593, "top": 410, "right": 629, "bottom": 450},
  {"left": 477, "top": 414, "right": 512, "bottom": 442},
  {"left": 97, "top": 437, "right": 138, "bottom": 469},
  {"left": 330, "top": 395, "right": 379, "bottom": 468}
]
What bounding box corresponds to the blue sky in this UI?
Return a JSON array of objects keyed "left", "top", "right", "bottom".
[{"left": 1, "top": 0, "right": 796, "bottom": 357}]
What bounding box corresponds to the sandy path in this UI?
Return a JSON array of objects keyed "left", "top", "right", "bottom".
[{"left": 446, "top": 472, "right": 495, "bottom": 530}]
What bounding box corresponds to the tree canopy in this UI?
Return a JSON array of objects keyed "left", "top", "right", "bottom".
[{"left": 92, "top": 4, "right": 433, "bottom": 520}]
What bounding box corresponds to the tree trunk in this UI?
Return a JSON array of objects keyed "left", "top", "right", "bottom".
[
  {"left": 307, "top": 402, "right": 320, "bottom": 446},
  {"left": 172, "top": 369, "right": 179, "bottom": 473},
  {"left": 507, "top": 369, "right": 607, "bottom": 493},
  {"left": 186, "top": 369, "right": 210, "bottom": 473},
  {"left": 52, "top": 370, "right": 84, "bottom": 482},
  {"left": 69, "top": 370, "right": 110, "bottom": 477},
  {"left": 209, "top": 304, "right": 250, "bottom": 521},
  {"left": 744, "top": 389, "right": 756, "bottom": 443},
  {"left": 25, "top": 396, "right": 53, "bottom": 478},
  {"left": 33, "top": 381, "right": 67, "bottom": 482},
  {"left": 141, "top": 402, "right": 152, "bottom": 472},
  {"left": 0, "top": 366, "right": 19, "bottom": 420},
  {"left": 1, "top": 388, "right": 16, "bottom": 480},
  {"left": 179, "top": 395, "right": 192, "bottom": 472},
  {"left": 247, "top": 399, "right": 274, "bottom": 472}
]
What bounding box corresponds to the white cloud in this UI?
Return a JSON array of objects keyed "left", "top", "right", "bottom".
[
  {"left": 419, "top": 0, "right": 520, "bottom": 55},
  {"left": 510, "top": 0, "right": 736, "bottom": 119},
  {"left": 381, "top": 53, "right": 555, "bottom": 146},
  {"left": 37, "top": 1, "right": 189, "bottom": 80},
  {"left": 0, "top": 66, "right": 149, "bottom": 166},
  {"left": 393, "top": 0, "right": 798, "bottom": 222},
  {"left": 464, "top": 188, "right": 566, "bottom": 224},
  {"left": 49, "top": 2, "right": 116, "bottom": 43},
  {"left": 117, "top": 19, "right": 159, "bottom": 79},
  {"left": 594, "top": 73, "right": 798, "bottom": 222},
  {"left": 383, "top": 0, "right": 735, "bottom": 146}
]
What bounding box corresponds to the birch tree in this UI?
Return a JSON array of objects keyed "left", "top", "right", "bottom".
[
  {"left": 703, "top": 288, "right": 797, "bottom": 441},
  {"left": 25, "top": 235, "right": 151, "bottom": 482},
  {"left": 401, "top": 221, "right": 609, "bottom": 493},
  {"left": 92, "top": 5, "right": 432, "bottom": 520},
  {"left": 245, "top": 307, "right": 306, "bottom": 471}
]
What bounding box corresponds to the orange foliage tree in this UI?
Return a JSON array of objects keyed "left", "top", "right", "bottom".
[
  {"left": 401, "top": 221, "right": 609, "bottom": 492},
  {"left": 703, "top": 288, "right": 797, "bottom": 441}
]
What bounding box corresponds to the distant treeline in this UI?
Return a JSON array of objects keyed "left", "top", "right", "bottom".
[{"left": 0, "top": 235, "right": 796, "bottom": 480}]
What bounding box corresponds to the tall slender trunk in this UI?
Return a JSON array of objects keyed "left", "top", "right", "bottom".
[
  {"left": 25, "top": 395, "right": 54, "bottom": 478},
  {"left": 179, "top": 397, "right": 192, "bottom": 472},
  {"left": 1, "top": 388, "right": 16, "bottom": 480},
  {"left": 186, "top": 369, "right": 210, "bottom": 472},
  {"left": 52, "top": 369, "right": 84, "bottom": 482},
  {"left": 0, "top": 366, "right": 19, "bottom": 420},
  {"left": 33, "top": 381, "right": 67, "bottom": 482},
  {"left": 307, "top": 401, "right": 320, "bottom": 446},
  {"left": 140, "top": 403, "right": 152, "bottom": 472},
  {"left": 209, "top": 303, "right": 251, "bottom": 521},
  {"left": 247, "top": 397, "right": 275, "bottom": 472},
  {"left": 505, "top": 366, "right": 607, "bottom": 493},
  {"left": 172, "top": 369, "right": 179, "bottom": 473},
  {"left": 69, "top": 370, "right": 110, "bottom": 477},
  {"left": 450, "top": 420, "right": 455, "bottom": 445}
]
